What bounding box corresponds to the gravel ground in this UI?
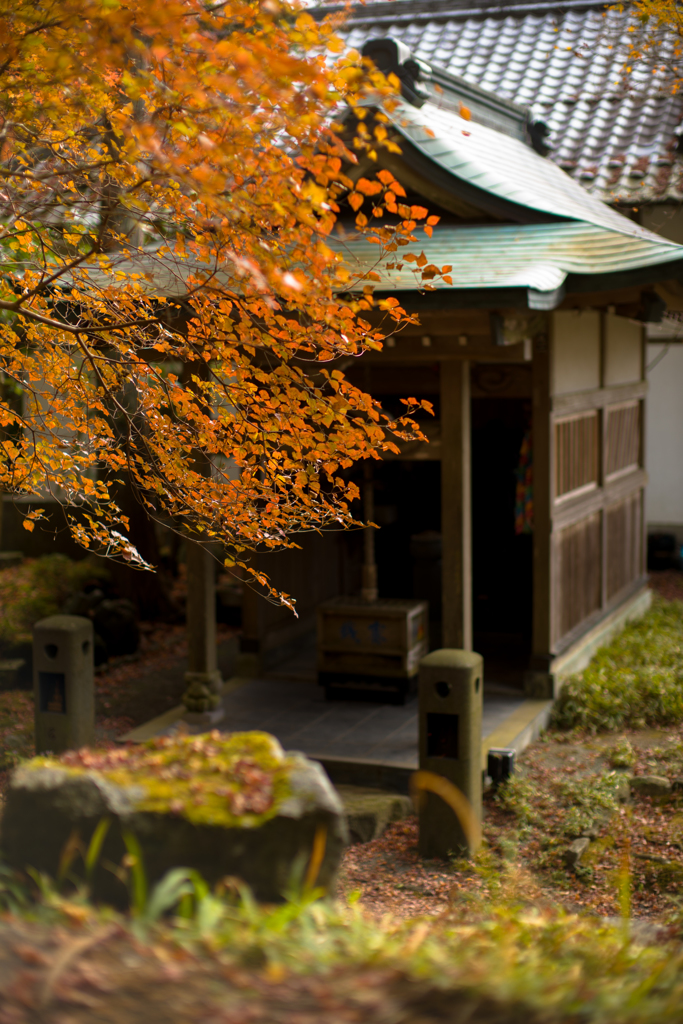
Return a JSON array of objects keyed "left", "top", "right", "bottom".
[{"left": 649, "top": 570, "right": 683, "bottom": 603}]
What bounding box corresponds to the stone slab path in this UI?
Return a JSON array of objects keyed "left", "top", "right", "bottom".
[{"left": 206, "top": 676, "right": 525, "bottom": 770}]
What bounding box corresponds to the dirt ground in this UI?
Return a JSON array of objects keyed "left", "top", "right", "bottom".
[
  {"left": 95, "top": 621, "right": 239, "bottom": 735},
  {"left": 340, "top": 726, "right": 683, "bottom": 921},
  {"left": 649, "top": 569, "right": 683, "bottom": 603}
]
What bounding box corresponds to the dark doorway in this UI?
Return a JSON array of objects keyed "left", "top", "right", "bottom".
[
  {"left": 341, "top": 459, "right": 442, "bottom": 648},
  {"left": 471, "top": 395, "right": 533, "bottom": 686},
  {"left": 374, "top": 459, "right": 441, "bottom": 610}
]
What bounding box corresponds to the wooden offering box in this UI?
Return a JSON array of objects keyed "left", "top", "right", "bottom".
[{"left": 317, "top": 597, "right": 428, "bottom": 704}]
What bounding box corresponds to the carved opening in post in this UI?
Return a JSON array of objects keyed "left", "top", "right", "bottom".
[
  {"left": 39, "top": 672, "right": 67, "bottom": 714},
  {"left": 44, "top": 644, "right": 58, "bottom": 659},
  {"left": 82, "top": 640, "right": 90, "bottom": 655},
  {"left": 434, "top": 681, "right": 451, "bottom": 699},
  {"left": 475, "top": 677, "right": 480, "bottom": 693},
  {"left": 426, "top": 712, "right": 459, "bottom": 758}
]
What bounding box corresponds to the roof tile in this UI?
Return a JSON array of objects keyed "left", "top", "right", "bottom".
[{"left": 336, "top": 0, "right": 683, "bottom": 201}]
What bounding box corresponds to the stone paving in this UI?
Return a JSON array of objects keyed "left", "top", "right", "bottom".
[
  {"left": 214, "top": 679, "right": 524, "bottom": 769},
  {"left": 206, "top": 646, "right": 526, "bottom": 770}
]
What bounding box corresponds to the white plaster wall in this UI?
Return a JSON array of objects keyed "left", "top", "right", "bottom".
[
  {"left": 646, "top": 343, "right": 683, "bottom": 530},
  {"left": 552, "top": 310, "right": 601, "bottom": 395},
  {"left": 604, "top": 314, "right": 642, "bottom": 385}
]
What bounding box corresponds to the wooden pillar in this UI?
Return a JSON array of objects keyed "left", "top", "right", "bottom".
[
  {"left": 527, "top": 330, "right": 554, "bottom": 695},
  {"left": 440, "top": 360, "right": 472, "bottom": 650},
  {"left": 182, "top": 541, "right": 223, "bottom": 719},
  {"left": 599, "top": 312, "right": 609, "bottom": 611},
  {"left": 236, "top": 568, "right": 262, "bottom": 677},
  {"left": 361, "top": 461, "right": 378, "bottom": 602},
  {"left": 639, "top": 325, "right": 648, "bottom": 579}
]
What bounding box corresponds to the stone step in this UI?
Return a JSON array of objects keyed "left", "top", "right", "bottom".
[{"left": 336, "top": 784, "right": 413, "bottom": 844}]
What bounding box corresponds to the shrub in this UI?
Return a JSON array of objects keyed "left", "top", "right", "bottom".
[
  {"left": 607, "top": 736, "right": 637, "bottom": 769},
  {"left": 551, "top": 598, "right": 683, "bottom": 732},
  {"left": 0, "top": 554, "right": 108, "bottom": 649}
]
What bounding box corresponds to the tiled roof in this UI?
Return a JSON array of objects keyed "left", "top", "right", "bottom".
[{"left": 333, "top": 0, "right": 683, "bottom": 204}]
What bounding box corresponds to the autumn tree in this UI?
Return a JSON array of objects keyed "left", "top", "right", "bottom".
[
  {"left": 0, "top": 0, "right": 436, "bottom": 609},
  {"left": 611, "top": 0, "right": 683, "bottom": 86}
]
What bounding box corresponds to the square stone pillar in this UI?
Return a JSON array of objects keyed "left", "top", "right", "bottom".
[
  {"left": 418, "top": 648, "right": 483, "bottom": 858},
  {"left": 182, "top": 541, "right": 223, "bottom": 722},
  {"left": 33, "top": 615, "right": 94, "bottom": 754}
]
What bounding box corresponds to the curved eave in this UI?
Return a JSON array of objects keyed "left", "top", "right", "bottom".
[
  {"left": 385, "top": 99, "right": 678, "bottom": 244},
  {"left": 332, "top": 221, "right": 683, "bottom": 310}
]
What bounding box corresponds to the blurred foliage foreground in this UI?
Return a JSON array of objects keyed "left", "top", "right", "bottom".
[{"left": 0, "top": 857, "right": 682, "bottom": 1024}]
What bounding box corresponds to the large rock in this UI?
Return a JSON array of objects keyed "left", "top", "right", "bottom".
[
  {"left": 630, "top": 776, "right": 672, "bottom": 799},
  {"left": 564, "top": 837, "right": 590, "bottom": 870},
  {"left": 0, "top": 732, "right": 347, "bottom": 906},
  {"left": 337, "top": 785, "right": 412, "bottom": 844}
]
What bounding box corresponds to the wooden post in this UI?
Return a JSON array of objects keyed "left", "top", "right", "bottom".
[
  {"left": 179, "top": 356, "right": 223, "bottom": 720},
  {"left": 237, "top": 567, "right": 262, "bottom": 677},
  {"left": 182, "top": 541, "right": 223, "bottom": 720},
  {"left": 639, "top": 326, "right": 648, "bottom": 580},
  {"left": 440, "top": 360, "right": 472, "bottom": 650},
  {"left": 600, "top": 312, "right": 608, "bottom": 612},
  {"left": 361, "top": 461, "right": 378, "bottom": 602},
  {"left": 526, "top": 329, "right": 554, "bottom": 696}
]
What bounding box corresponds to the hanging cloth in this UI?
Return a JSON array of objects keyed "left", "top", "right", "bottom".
[{"left": 514, "top": 428, "right": 533, "bottom": 535}]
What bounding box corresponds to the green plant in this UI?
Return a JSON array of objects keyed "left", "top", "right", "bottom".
[
  {"left": 495, "top": 774, "right": 537, "bottom": 829},
  {"left": 0, "top": 554, "right": 108, "bottom": 649},
  {"left": 0, "top": 690, "right": 33, "bottom": 768},
  {"left": 552, "top": 598, "right": 683, "bottom": 732},
  {"left": 556, "top": 772, "right": 622, "bottom": 837},
  {"left": 607, "top": 736, "right": 637, "bottom": 769}
]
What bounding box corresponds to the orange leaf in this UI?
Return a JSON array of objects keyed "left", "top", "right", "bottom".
[
  {"left": 459, "top": 102, "right": 472, "bottom": 120},
  {"left": 348, "top": 192, "right": 363, "bottom": 211},
  {"left": 356, "top": 177, "right": 383, "bottom": 196}
]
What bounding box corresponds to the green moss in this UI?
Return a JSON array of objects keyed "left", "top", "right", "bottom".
[
  {"left": 29, "top": 731, "right": 295, "bottom": 829},
  {"left": 580, "top": 834, "right": 614, "bottom": 870},
  {"left": 552, "top": 598, "right": 683, "bottom": 733}
]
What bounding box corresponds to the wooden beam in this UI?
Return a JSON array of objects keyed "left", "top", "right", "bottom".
[
  {"left": 531, "top": 331, "right": 552, "bottom": 660},
  {"left": 361, "top": 335, "right": 529, "bottom": 364},
  {"left": 551, "top": 380, "right": 647, "bottom": 416},
  {"left": 440, "top": 360, "right": 472, "bottom": 650}
]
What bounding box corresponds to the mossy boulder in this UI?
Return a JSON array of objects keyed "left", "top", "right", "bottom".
[{"left": 0, "top": 731, "right": 347, "bottom": 906}]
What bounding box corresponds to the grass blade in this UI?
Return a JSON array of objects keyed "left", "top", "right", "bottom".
[{"left": 85, "top": 817, "right": 111, "bottom": 882}]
